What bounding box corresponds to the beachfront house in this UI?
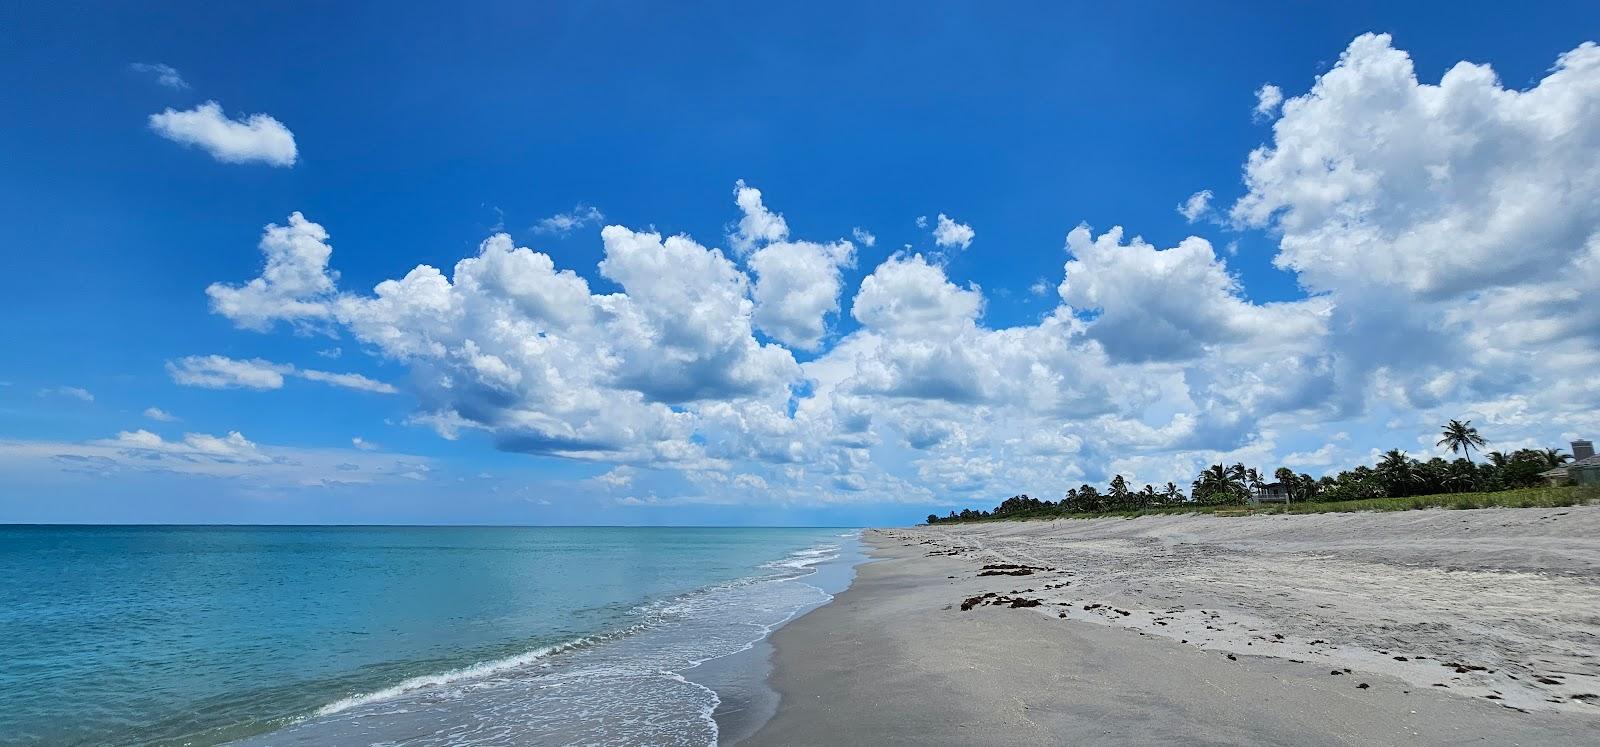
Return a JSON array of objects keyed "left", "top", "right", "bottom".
[
  {"left": 1252, "top": 482, "right": 1292, "bottom": 503},
  {"left": 1542, "top": 439, "right": 1600, "bottom": 486}
]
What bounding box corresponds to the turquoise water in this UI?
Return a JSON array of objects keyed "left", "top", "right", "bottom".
[{"left": 0, "top": 525, "right": 857, "bottom": 746}]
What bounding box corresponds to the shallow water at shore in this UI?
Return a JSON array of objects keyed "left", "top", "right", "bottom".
[
  {"left": 0, "top": 525, "right": 860, "bottom": 746},
  {"left": 690, "top": 533, "right": 867, "bottom": 744},
  {"left": 244, "top": 532, "right": 865, "bottom": 746}
]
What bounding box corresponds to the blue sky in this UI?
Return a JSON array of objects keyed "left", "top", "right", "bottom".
[{"left": 3, "top": 2, "right": 1598, "bottom": 525}]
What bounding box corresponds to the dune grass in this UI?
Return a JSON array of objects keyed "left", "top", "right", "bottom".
[
  {"left": 940, "top": 485, "right": 1599, "bottom": 523},
  {"left": 1268, "top": 486, "right": 1596, "bottom": 515}
]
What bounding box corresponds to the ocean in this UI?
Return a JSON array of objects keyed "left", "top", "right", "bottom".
[{"left": 0, "top": 525, "right": 862, "bottom": 746}]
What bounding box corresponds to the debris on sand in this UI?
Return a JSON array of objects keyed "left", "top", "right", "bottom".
[{"left": 978, "top": 563, "right": 1046, "bottom": 577}]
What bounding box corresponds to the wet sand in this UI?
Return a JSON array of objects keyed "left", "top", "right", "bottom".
[{"left": 744, "top": 508, "right": 1600, "bottom": 745}]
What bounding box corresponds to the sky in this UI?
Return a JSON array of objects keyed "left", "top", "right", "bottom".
[{"left": 2, "top": 2, "right": 1599, "bottom": 526}]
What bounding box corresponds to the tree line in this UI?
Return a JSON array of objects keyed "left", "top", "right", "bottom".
[{"left": 928, "top": 420, "right": 1574, "bottom": 524}]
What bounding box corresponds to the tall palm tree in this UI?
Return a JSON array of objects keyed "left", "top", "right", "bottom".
[
  {"left": 1437, "top": 419, "right": 1487, "bottom": 464},
  {"left": 1241, "top": 465, "right": 1265, "bottom": 496},
  {"left": 1273, "top": 466, "right": 1296, "bottom": 501},
  {"left": 1377, "top": 449, "right": 1418, "bottom": 496},
  {"left": 1108, "top": 475, "right": 1131, "bottom": 510},
  {"left": 1541, "top": 448, "right": 1572, "bottom": 470}
]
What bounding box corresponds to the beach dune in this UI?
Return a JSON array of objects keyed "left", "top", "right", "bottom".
[{"left": 746, "top": 507, "right": 1600, "bottom": 745}]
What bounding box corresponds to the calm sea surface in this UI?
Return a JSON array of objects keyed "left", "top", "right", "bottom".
[{"left": 0, "top": 525, "right": 859, "bottom": 746}]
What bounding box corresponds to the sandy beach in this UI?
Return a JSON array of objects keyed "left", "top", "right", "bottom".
[{"left": 744, "top": 507, "right": 1600, "bottom": 745}]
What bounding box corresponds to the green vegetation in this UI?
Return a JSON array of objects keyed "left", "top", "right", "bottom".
[
  {"left": 927, "top": 486, "right": 1597, "bottom": 524},
  {"left": 927, "top": 420, "right": 1592, "bottom": 525}
]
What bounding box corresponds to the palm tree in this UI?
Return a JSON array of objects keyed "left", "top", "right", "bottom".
[
  {"left": 1437, "top": 420, "right": 1487, "bottom": 464},
  {"left": 1243, "top": 466, "right": 1264, "bottom": 493},
  {"left": 1274, "top": 467, "right": 1296, "bottom": 502},
  {"left": 1377, "top": 449, "right": 1418, "bottom": 496},
  {"left": 1192, "top": 464, "right": 1248, "bottom": 504},
  {"left": 1076, "top": 484, "right": 1104, "bottom": 513},
  {"left": 1541, "top": 448, "right": 1572, "bottom": 470},
  {"left": 1108, "top": 475, "right": 1131, "bottom": 510},
  {"left": 1295, "top": 472, "right": 1318, "bottom": 502},
  {"left": 1486, "top": 451, "right": 1511, "bottom": 468}
]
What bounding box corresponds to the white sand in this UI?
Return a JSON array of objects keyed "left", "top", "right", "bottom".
[
  {"left": 746, "top": 507, "right": 1600, "bottom": 745},
  {"left": 909, "top": 506, "right": 1600, "bottom": 715}
]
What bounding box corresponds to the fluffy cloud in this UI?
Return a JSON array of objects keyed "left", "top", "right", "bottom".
[
  {"left": 201, "top": 185, "right": 1303, "bottom": 502},
  {"left": 729, "top": 180, "right": 789, "bottom": 254},
  {"left": 597, "top": 226, "right": 800, "bottom": 402},
  {"left": 1235, "top": 34, "right": 1600, "bottom": 300},
  {"left": 313, "top": 227, "right": 778, "bottom": 461},
  {"left": 931, "top": 213, "right": 975, "bottom": 249},
  {"left": 1177, "top": 190, "right": 1212, "bottom": 222},
  {"left": 167, "top": 355, "right": 396, "bottom": 394},
  {"left": 851, "top": 227, "right": 877, "bottom": 247},
  {"left": 748, "top": 237, "right": 855, "bottom": 351},
  {"left": 851, "top": 253, "right": 982, "bottom": 335},
  {"left": 148, "top": 101, "right": 298, "bottom": 166},
  {"left": 1058, "top": 225, "right": 1328, "bottom": 364},
  {"left": 130, "top": 62, "right": 188, "bottom": 89},
  {"left": 206, "top": 212, "right": 336, "bottom": 330},
  {"left": 1232, "top": 32, "right": 1600, "bottom": 435},
  {"left": 1252, "top": 84, "right": 1282, "bottom": 120}
]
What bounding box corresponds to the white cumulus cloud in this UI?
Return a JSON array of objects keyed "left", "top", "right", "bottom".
[
  {"left": 148, "top": 101, "right": 297, "bottom": 166},
  {"left": 1232, "top": 32, "right": 1600, "bottom": 427},
  {"left": 1059, "top": 225, "right": 1328, "bottom": 363},
  {"left": 729, "top": 180, "right": 790, "bottom": 254},
  {"left": 931, "top": 213, "right": 975, "bottom": 249},
  {"left": 206, "top": 212, "right": 337, "bottom": 331},
  {"left": 1253, "top": 83, "right": 1283, "bottom": 120}
]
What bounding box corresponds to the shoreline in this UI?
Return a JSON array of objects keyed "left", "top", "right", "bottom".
[
  {"left": 695, "top": 530, "right": 869, "bottom": 744},
  {"left": 745, "top": 510, "right": 1600, "bottom": 745}
]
